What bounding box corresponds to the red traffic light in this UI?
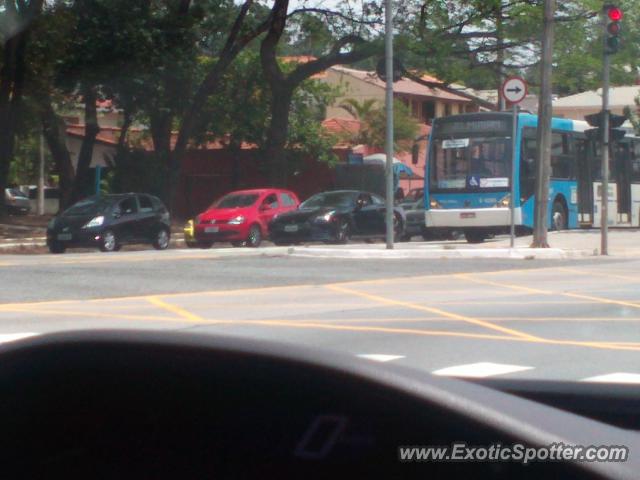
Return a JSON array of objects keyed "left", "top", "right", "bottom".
[{"left": 607, "top": 6, "right": 623, "bottom": 21}]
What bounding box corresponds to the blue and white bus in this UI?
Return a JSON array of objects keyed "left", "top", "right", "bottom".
[{"left": 424, "top": 111, "right": 640, "bottom": 243}]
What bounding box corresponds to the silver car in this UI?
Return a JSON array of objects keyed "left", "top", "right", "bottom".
[{"left": 4, "top": 188, "right": 31, "bottom": 215}]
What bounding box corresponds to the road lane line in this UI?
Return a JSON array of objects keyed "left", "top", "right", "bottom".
[
  {"left": 325, "top": 284, "right": 542, "bottom": 341},
  {"left": 356, "top": 354, "right": 405, "bottom": 362},
  {"left": 238, "top": 320, "right": 640, "bottom": 351},
  {"left": 0, "top": 253, "right": 221, "bottom": 267},
  {"left": 146, "top": 297, "right": 209, "bottom": 323},
  {"left": 0, "top": 306, "right": 179, "bottom": 323},
  {"left": 581, "top": 373, "right": 640, "bottom": 384},
  {"left": 432, "top": 362, "right": 533, "bottom": 378},
  {"left": 457, "top": 274, "right": 640, "bottom": 310},
  {"left": 557, "top": 267, "right": 640, "bottom": 282},
  {"left": 0, "top": 332, "right": 38, "bottom": 343}
]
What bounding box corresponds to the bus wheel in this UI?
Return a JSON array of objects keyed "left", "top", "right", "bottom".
[
  {"left": 552, "top": 201, "right": 567, "bottom": 230},
  {"left": 464, "top": 231, "right": 487, "bottom": 244}
]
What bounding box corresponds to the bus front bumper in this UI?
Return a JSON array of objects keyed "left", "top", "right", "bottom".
[{"left": 426, "top": 207, "right": 522, "bottom": 228}]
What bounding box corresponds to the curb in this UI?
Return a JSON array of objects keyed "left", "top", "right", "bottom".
[{"left": 286, "top": 247, "right": 596, "bottom": 260}]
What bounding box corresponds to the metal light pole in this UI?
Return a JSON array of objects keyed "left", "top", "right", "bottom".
[
  {"left": 600, "top": 10, "right": 611, "bottom": 256},
  {"left": 37, "top": 132, "right": 45, "bottom": 216},
  {"left": 384, "top": 0, "right": 394, "bottom": 249}
]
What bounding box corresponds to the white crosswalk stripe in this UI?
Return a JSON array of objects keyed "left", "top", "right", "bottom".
[
  {"left": 357, "top": 354, "right": 405, "bottom": 362},
  {"left": 581, "top": 373, "right": 640, "bottom": 384},
  {"left": 0, "top": 333, "right": 38, "bottom": 344},
  {"left": 432, "top": 362, "right": 533, "bottom": 378}
]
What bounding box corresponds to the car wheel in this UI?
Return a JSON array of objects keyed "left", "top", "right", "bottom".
[
  {"left": 153, "top": 228, "right": 170, "bottom": 250},
  {"left": 464, "top": 231, "right": 487, "bottom": 244},
  {"left": 48, "top": 241, "right": 66, "bottom": 254},
  {"left": 335, "top": 218, "right": 350, "bottom": 244},
  {"left": 246, "top": 225, "right": 262, "bottom": 248},
  {"left": 552, "top": 201, "right": 567, "bottom": 231},
  {"left": 99, "top": 230, "right": 118, "bottom": 252},
  {"left": 185, "top": 240, "right": 199, "bottom": 249}
]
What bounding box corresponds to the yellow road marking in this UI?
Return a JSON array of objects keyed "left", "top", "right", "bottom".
[
  {"left": 240, "top": 320, "right": 640, "bottom": 352},
  {"left": 558, "top": 267, "right": 640, "bottom": 282},
  {"left": 325, "top": 284, "right": 541, "bottom": 341},
  {"left": 146, "top": 296, "right": 209, "bottom": 323},
  {"left": 457, "top": 274, "right": 640, "bottom": 310},
  {"left": 0, "top": 306, "right": 178, "bottom": 323},
  {"left": 0, "top": 253, "right": 220, "bottom": 267}
]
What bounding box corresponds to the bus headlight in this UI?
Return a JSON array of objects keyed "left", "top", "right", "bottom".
[
  {"left": 495, "top": 195, "right": 510, "bottom": 208},
  {"left": 429, "top": 199, "right": 442, "bottom": 209}
]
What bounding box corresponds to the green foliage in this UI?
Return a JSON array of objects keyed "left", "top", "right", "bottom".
[
  {"left": 337, "top": 98, "right": 419, "bottom": 151},
  {"left": 197, "top": 50, "right": 341, "bottom": 164}
]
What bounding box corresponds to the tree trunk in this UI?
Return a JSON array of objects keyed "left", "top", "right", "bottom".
[
  {"left": 0, "top": 31, "right": 27, "bottom": 218},
  {"left": 150, "top": 112, "right": 173, "bottom": 205},
  {"left": 531, "top": 0, "right": 555, "bottom": 248},
  {"left": 114, "top": 107, "right": 133, "bottom": 168},
  {"left": 496, "top": 4, "right": 506, "bottom": 111},
  {"left": 37, "top": 93, "right": 75, "bottom": 210},
  {"left": 71, "top": 86, "right": 100, "bottom": 203},
  {"left": 264, "top": 85, "right": 294, "bottom": 186}
]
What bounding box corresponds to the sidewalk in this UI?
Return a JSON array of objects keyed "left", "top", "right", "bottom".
[{"left": 286, "top": 229, "right": 638, "bottom": 260}]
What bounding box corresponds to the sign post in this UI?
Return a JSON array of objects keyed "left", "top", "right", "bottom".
[{"left": 501, "top": 76, "right": 528, "bottom": 248}]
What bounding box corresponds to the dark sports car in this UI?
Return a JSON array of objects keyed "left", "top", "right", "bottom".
[{"left": 269, "top": 190, "right": 405, "bottom": 245}]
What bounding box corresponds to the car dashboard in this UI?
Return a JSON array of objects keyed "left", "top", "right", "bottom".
[{"left": 0, "top": 331, "right": 637, "bottom": 479}]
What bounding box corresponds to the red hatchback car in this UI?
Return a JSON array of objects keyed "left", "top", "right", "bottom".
[{"left": 193, "top": 189, "right": 300, "bottom": 248}]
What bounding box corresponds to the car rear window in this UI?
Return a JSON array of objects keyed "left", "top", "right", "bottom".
[
  {"left": 139, "top": 195, "right": 153, "bottom": 213},
  {"left": 281, "top": 192, "right": 297, "bottom": 206}
]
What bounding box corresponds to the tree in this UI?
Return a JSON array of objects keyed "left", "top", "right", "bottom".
[
  {"left": 197, "top": 49, "right": 341, "bottom": 186},
  {"left": 338, "top": 98, "right": 419, "bottom": 151},
  {"left": 259, "top": 0, "right": 381, "bottom": 185},
  {"left": 0, "top": 0, "right": 44, "bottom": 217}
]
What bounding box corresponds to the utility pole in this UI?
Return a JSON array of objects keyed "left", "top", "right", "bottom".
[
  {"left": 601, "top": 14, "right": 611, "bottom": 256},
  {"left": 37, "top": 132, "right": 45, "bottom": 216},
  {"left": 599, "top": 4, "right": 623, "bottom": 255},
  {"left": 531, "top": 0, "right": 555, "bottom": 248},
  {"left": 384, "top": 0, "right": 394, "bottom": 250}
]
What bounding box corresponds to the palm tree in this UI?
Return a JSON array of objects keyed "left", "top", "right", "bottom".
[{"left": 339, "top": 98, "right": 379, "bottom": 120}]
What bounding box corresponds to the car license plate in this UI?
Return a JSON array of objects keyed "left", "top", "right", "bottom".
[
  {"left": 57, "top": 233, "right": 72, "bottom": 241},
  {"left": 460, "top": 212, "right": 476, "bottom": 219},
  {"left": 284, "top": 225, "right": 299, "bottom": 233},
  {"left": 205, "top": 227, "right": 219, "bottom": 233}
]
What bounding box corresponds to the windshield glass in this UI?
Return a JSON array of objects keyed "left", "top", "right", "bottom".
[
  {"left": 7, "top": 188, "right": 27, "bottom": 198},
  {"left": 430, "top": 137, "right": 511, "bottom": 190},
  {"left": 214, "top": 194, "right": 259, "bottom": 209},
  {"left": 300, "top": 192, "right": 357, "bottom": 209},
  {"left": 63, "top": 197, "right": 112, "bottom": 216}
]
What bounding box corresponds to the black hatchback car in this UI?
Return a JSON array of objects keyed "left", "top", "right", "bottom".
[
  {"left": 47, "top": 193, "right": 171, "bottom": 254},
  {"left": 269, "top": 190, "right": 405, "bottom": 245}
]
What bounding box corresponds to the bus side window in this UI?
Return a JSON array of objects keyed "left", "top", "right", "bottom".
[
  {"left": 633, "top": 142, "right": 640, "bottom": 183},
  {"left": 551, "top": 133, "right": 572, "bottom": 179},
  {"left": 520, "top": 135, "right": 537, "bottom": 200}
]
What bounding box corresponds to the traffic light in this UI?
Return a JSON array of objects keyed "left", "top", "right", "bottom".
[
  {"left": 585, "top": 111, "right": 626, "bottom": 143},
  {"left": 604, "top": 4, "right": 623, "bottom": 54},
  {"left": 376, "top": 57, "right": 403, "bottom": 82}
]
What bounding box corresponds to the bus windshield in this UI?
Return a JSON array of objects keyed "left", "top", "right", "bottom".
[{"left": 430, "top": 136, "right": 512, "bottom": 191}]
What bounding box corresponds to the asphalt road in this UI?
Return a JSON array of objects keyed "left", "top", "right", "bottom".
[{"left": 0, "top": 246, "right": 638, "bottom": 384}]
